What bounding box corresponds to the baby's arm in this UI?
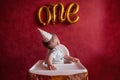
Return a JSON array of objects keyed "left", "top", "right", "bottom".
[
  {"left": 46, "top": 56, "right": 56, "bottom": 70},
  {"left": 64, "top": 55, "right": 80, "bottom": 62}
]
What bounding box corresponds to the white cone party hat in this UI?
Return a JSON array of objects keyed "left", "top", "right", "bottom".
[{"left": 38, "top": 28, "right": 52, "bottom": 42}]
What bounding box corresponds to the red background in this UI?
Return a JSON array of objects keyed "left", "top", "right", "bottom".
[{"left": 0, "top": 0, "right": 120, "bottom": 80}]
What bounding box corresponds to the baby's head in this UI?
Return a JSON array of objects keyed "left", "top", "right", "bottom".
[
  {"left": 37, "top": 28, "right": 60, "bottom": 50},
  {"left": 43, "top": 33, "right": 60, "bottom": 49}
]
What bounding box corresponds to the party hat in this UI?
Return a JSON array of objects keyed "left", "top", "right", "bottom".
[{"left": 38, "top": 28, "right": 52, "bottom": 42}]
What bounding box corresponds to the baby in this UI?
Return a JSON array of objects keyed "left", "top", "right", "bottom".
[{"left": 38, "top": 28, "right": 79, "bottom": 70}]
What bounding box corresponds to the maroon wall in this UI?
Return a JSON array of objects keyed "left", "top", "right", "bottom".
[{"left": 0, "top": 0, "right": 120, "bottom": 80}]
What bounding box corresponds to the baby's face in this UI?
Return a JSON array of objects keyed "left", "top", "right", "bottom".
[
  {"left": 43, "top": 34, "right": 60, "bottom": 49},
  {"left": 49, "top": 36, "right": 60, "bottom": 48}
]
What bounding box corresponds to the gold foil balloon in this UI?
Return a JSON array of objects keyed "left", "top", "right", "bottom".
[
  {"left": 48, "top": 3, "right": 54, "bottom": 24},
  {"left": 52, "top": 3, "right": 66, "bottom": 24},
  {"left": 58, "top": 3, "right": 66, "bottom": 23},
  {"left": 37, "top": 2, "right": 79, "bottom": 26},
  {"left": 66, "top": 3, "right": 79, "bottom": 24},
  {"left": 51, "top": 3, "right": 57, "bottom": 24},
  {"left": 38, "top": 6, "right": 51, "bottom": 26}
]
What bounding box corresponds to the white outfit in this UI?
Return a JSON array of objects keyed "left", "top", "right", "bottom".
[{"left": 45, "top": 44, "right": 69, "bottom": 64}]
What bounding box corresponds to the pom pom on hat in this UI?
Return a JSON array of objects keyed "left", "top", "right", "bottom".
[{"left": 38, "top": 28, "right": 52, "bottom": 42}]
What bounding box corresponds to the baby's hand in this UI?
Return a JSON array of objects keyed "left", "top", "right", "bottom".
[
  {"left": 72, "top": 58, "right": 80, "bottom": 62},
  {"left": 48, "top": 64, "right": 56, "bottom": 70}
]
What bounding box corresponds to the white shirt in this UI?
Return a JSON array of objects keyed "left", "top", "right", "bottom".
[{"left": 45, "top": 44, "right": 69, "bottom": 64}]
